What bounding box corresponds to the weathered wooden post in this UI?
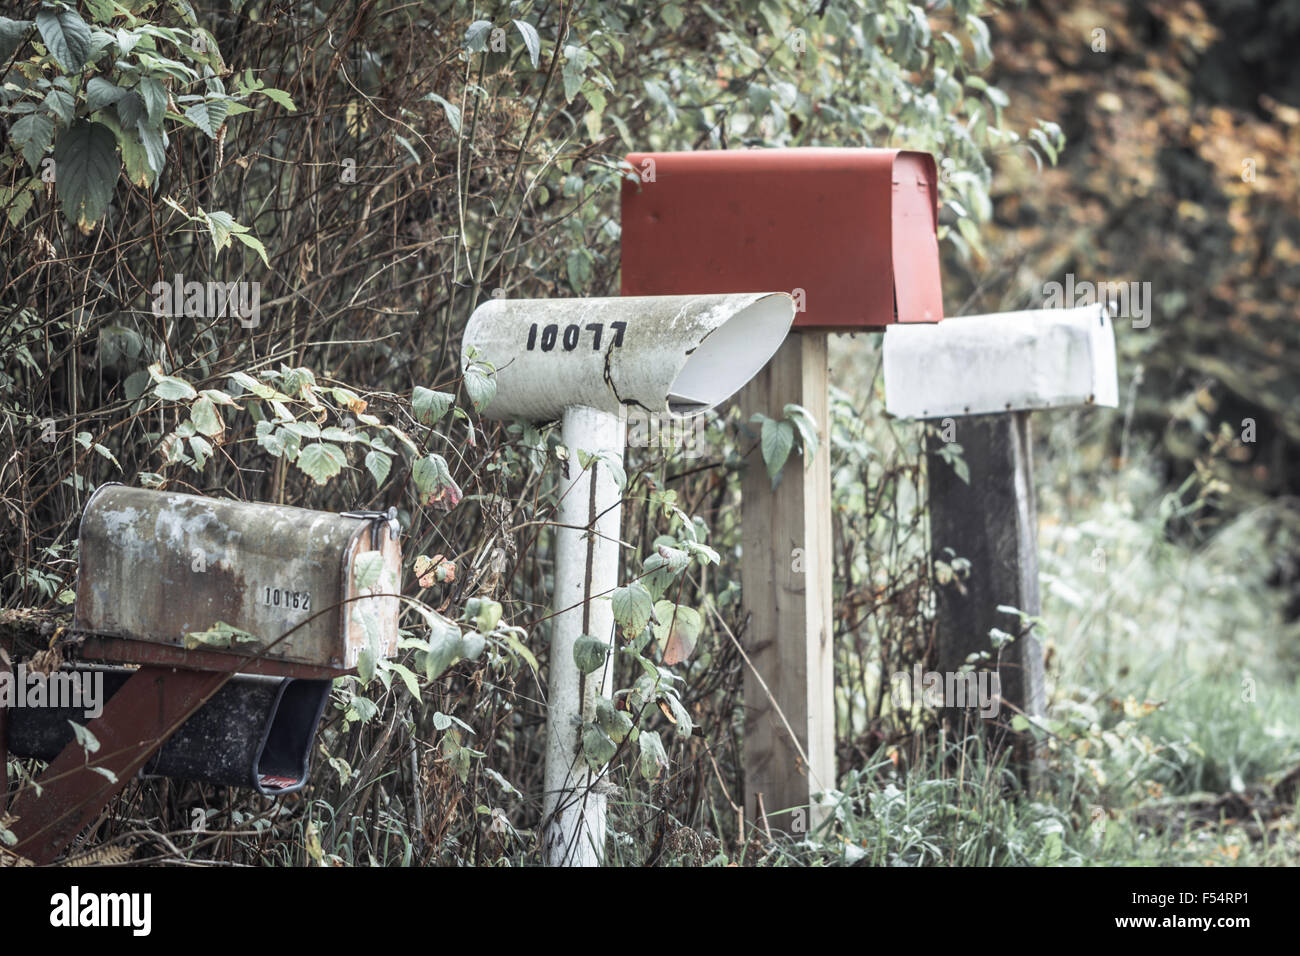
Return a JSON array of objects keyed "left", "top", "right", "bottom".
[
  {"left": 621, "top": 148, "right": 944, "bottom": 830},
  {"left": 883, "top": 304, "right": 1119, "bottom": 758}
]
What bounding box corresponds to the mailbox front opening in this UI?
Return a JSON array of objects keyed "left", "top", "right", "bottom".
[
  {"left": 668, "top": 293, "right": 797, "bottom": 412},
  {"left": 5, "top": 667, "right": 332, "bottom": 796}
]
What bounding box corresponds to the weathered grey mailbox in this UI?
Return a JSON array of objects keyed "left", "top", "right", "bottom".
[
  {"left": 76, "top": 484, "right": 402, "bottom": 669},
  {"left": 2, "top": 485, "right": 404, "bottom": 864}
]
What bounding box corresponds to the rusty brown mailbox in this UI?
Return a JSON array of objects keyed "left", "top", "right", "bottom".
[{"left": 620, "top": 147, "right": 944, "bottom": 329}]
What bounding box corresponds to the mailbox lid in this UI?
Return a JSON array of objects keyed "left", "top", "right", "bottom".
[
  {"left": 75, "top": 486, "right": 401, "bottom": 671},
  {"left": 620, "top": 147, "right": 944, "bottom": 330}
]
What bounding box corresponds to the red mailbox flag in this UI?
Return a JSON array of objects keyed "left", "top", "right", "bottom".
[{"left": 620, "top": 148, "right": 944, "bottom": 331}]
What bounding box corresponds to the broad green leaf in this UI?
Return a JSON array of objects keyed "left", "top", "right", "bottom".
[
  {"left": 52, "top": 121, "right": 119, "bottom": 230},
  {"left": 638, "top": 730, "right": 668, "bottom": 780},
  {"left": 582, "top": 725, "right": 617, "bottom": 770},
  {"left": 783, "top": 402, "right": 819, "bottom": 463},
  {"left": 612, "top": 582, "right": 654, "bottom": 638},
  {"left": 383, "top": 660, "right": 421, "bottom": 698},
  {"left": 424, "top": 92, "right": 461, "bottom": 134},
  {"left": 364, "top": 449, "right": 391, "bottom": 487},
  {"left": 595, "top": 696, "right": 633, "bottom": 743},
  {"left": 423, "top": 621, "right": 462, "bottom": 680},
  {"left": 86, "top": 76, "right": 124, "bottom": 112},
  {"left": 463, "top": 19, "right": 492, "bottom": 53},
  {"left": 256, "top": 87, "right": 296, "bottom": 110},
  {"left": 573, "top": 635, "right": 609, "bottom": 675},
  {"left": 464, "top": 596, "right": 502, "bottom": 633},
  {"left": 35, "top": 7, "right": 92, "bottom": 71},
  {"left": 296, "top": 442, "right": 346, "bottom": 484},
  {"left": 150, "top": 366, "right": 197, "bottom": 401},
  {"left": 136, "top": 120, "right": 166, "bottom": 176},
  {"left": 412, "top": 453, "right": 461, "bottom": 507},
  {"left": 185, "top": 99, "right": 229, "bottom": 138},
  {"left": 10, "top": 112, "right": 55, "bottom": 173},
  {"left": 459, "top": 631, "right": 486, "bottom": 661},
  {"left": 514, "top": 19, "right": 541, "bottom": 68},
  {"left": 68, "top": 720, "right": 100, "bottom": 754},
  {"left": 189, "top": 396, "right": 223, "bottom": 436},
  {"left": 138, "top": 76, "right": 167, "bottom": 124},
  {"left": 759, "top": 416, "right": 794, "bottom": 488},
  {"left": 0, "top": 17, "right": 33, "bottom": 63},
  {"left": 463, "top": 363, "right": 496, "bottom": 413},
  {"left": 412, "top": 386, "right": 454, "bottom": 425}
]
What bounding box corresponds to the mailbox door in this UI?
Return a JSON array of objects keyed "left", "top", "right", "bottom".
[
  {"left": 620, "top": 147, "right": 943, "bottom": 330},
  {"left": 75, "top": 486, "right": 400, "bottom": 670}
]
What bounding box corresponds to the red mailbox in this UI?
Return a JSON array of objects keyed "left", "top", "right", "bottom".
[{"left": 620, "top": 147, "right": 944, "bottom": 330}]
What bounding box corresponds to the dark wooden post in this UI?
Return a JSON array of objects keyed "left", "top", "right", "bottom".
[{"left": 927, "top": 411, "right": 1045, "bottom": 761}]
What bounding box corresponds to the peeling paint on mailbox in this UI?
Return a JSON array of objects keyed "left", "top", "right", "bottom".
[
  {"left": 620, "top": 148, "right": 944, "bottom": 330},
  {"left": 75, "top": 485, "right": 401, "bottom": 670}
]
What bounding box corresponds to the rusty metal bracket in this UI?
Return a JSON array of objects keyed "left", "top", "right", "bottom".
[{"left": 6, "top": 665, "right": 229, "bottom": 865}]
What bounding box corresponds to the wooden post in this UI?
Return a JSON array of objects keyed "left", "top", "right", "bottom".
[
  {"left": 926, "top": 411, "right": 1045, "bottom": 758},
  {"left": 739, "top": 332, "right": 835, "bottom": 833}
]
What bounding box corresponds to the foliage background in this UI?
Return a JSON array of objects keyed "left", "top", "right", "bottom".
[{"left": 1, "top": 0, "right": 1296, "bottom": 865}]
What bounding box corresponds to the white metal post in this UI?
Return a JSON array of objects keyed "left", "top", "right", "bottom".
[{"left": 542, "top": 404, "right": 626, "bottom": 867}]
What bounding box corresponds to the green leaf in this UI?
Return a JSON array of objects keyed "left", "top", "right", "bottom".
[
  {"left": 783, "top": 402, "right": 819, "bottom": 463},
  {"left": 256, "top": 86, "right": 296, "bottom": 111},
  {"left": 86, "top": 77, "right": 124, "bottom": 112},
  {"left": 423, "top": 619, "right": 462, "bottom": 681},
  {"left": 68, "top": 720, "right": 100, "bottom": 754},
  {"left": 459, "top": 631, "right": 486, "bottom": 661},
  {"left": 612, "top": 582, "right": 654, "bottom": 638},
  {"left": 464, "top": 597, "right": 502, "bottom": 633},
  {"left": 582, "top": 725, "right": 617, "bottom": 769},
  {"left": 138, "top": 76, "right": 167, "bottom": 124},
  {"left": 383, "top": 659, "right": 421, "bottom": 698},
  {"left": 185, "top": 99, "right": 229, "bottom": 138},
  {"left": 424, "top": 92, "right": 461, "bottom": 134},
  {"left": 513, "top": 19, "right": 541, "bottom": 68},
  {"left": 10, "top": 112, "right": 55, "bottom": 173},
  {"left": 184, "top": 620, "right": 260, "bottom": 650},
  {"left": 463, "top": 362, "right": 496, "bottom": 413},
  {"left": 0, "top": 18, "right": 33, "bottom": 63},
  {"left": 35, "top": 7, "right": 92, "bottom": 72},
  {"left": 561, "top": 45, "right": 589, "bottom": 102},
  {"left": 231, "top": 230, "right": 270, "bottom": 268},
  {"left": 364, "top": 449, "right": 391, "bottom": 487},
  {"left": 595, "top": 696, "right": 633, "bottom": 743},
  {"left": 759, "top": 416, "right": 794, "bottom": 489},
  {"left": 573, "top": 635, "right": 609, "bottom": 675},
  {"left": 463, "top": 19, "right": 492, "bottom": 53},
  {"left": 52, "top": 120, "right": 119, "bottom": 230},
  {"left": 189, "top": 396, "right": 223, "bottom": 436},
  {"left": 638, "top": 730, "right": 669, "bottom": 781},
  {"left": 296, "top": 442, "right": 346, "bottom": 484},
  {"left": 662, "top": 691, "right": 694, "bottom": 737},
  {"left": 412, "top": 386, "right": 454, "bottom": 425},
  {"left": 136, "top": 119, "right": 166, "bottom": 176},
  {"left": 150, "top": 367, "right": 197, "bottom": 401}
]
